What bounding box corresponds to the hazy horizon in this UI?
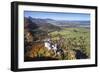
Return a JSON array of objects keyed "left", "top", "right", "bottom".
[{"left": 24, "top": 11, "right": 90, "bottom": 21}]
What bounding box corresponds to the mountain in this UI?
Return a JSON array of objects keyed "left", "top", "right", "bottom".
[
  {"left": 24, "top": 17, "right": 62, "bottom": 43},
  {"left": 24, "top": 17, "right": 39, "bottom": 30},
  {"left": 24, "top": 16, "right": 90, "bottom": 31},
  {"left": 25, "top": 17, "right": 61, "bottom": 32}
]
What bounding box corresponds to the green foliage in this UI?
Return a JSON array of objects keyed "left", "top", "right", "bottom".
[
  {"left": 25, "top": 28, "right": 90, "bottom": 60},
  {"left": 49, "top": 28, "right": 90, "bottom": 58}
]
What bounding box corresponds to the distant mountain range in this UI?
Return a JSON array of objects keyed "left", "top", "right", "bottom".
[
  {"left": 24, "top": 16, "right": 90, "bottom": 32},
  {"left": 25, "top": 16, "right": 90, "bottom": 27}
]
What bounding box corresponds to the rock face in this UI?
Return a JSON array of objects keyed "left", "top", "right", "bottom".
[{"left": 24, "top": 30, "right": 33, "bottom": 43}]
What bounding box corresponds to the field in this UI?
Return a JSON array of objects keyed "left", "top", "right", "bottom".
[{"left": 24, "top": 27, "right": 90, "bottom": 61}]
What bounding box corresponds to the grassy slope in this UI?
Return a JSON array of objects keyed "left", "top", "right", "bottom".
[
  {"left": 25, "top": 27, "right": 90, "bottom": 61},
  {"left": 49, "top": 28, "right": 90, "bottom": 57}
]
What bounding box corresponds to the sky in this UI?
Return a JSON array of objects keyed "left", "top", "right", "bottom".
[{"left": 24, "top": 11, "right": 90, "bottom": 21}]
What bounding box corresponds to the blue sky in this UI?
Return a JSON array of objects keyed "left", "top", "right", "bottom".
[{"left": 24, "top": 11, "right": 90, "bottom": 21}]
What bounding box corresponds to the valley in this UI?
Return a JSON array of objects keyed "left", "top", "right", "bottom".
[{"left": 24, "top": 16, "right": 90, "bottom": 61}]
